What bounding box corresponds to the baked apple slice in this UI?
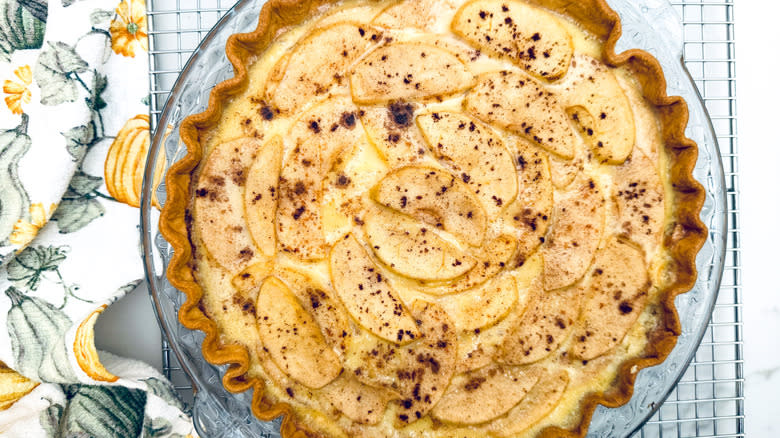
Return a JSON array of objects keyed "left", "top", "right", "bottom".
[
  {"left": 364, "top": 208, "right": 476, "bottom": 282},
  {"left": 315, "top": 5, "right": 378, "bottom": 29},
  {"left": 194, "top": 137, "right": 263, "bottom": 273},
  {"left": 255, "top": 345, "right": 316, "bottom": 405},
  {"left": 346, "top": 301, "right": 457, "bottom": 426},
  {"left": 541, "top": 177, "right": 606, "bottom": 290},
  {"left": 244, "top": 136, "right": 283, "bottom": 258},
  {"left": 613, "top": 149, "right": 665, "bottom": 255},
  {"left": 275, "top": 267, "right": 352, "bottom": 354},
  {"left": 416, "top": 111, "right": 518, "bottom": 216},
  {"left": 571, "top": 237, "right": 650, "bottom": 360},
  {"left": 359, "top": 103, "right": 427, "bottom": 167},
  {"left": 277, "top": 97, "right": 364, "bottom": 260},
  {"left": 465, "top": 70, "right": 576, "bottom": 159},
  {"left": 373, "top": 166, "right": 487, "bottom": 246},
  {"left": 498, "top": 277, "right": 582, "bottom": 365},
  {"left": 432, "top": 365, "right": 540, "bottom": 424},
  {"left": 286, "top": 95, "right": 363, "bottom": 155},
  {"left": 452, "top": 0, "right": 573, "bottom": 81},
  {"left": 548, "top": 144, "right": 585, "bottom": 189},
  {"left": 403, "top": 34, "right": 489, "bottom": 68},
  {"left": 501, "top": 140, "right": 553, "bottom": 265},
  {"left": 438, "top": 274, "right": 518, "bottom": 332},
  {"left": 265, "top": 22, "right": 380, "bottom": 113},
  {"left": 371, "top": 0, "right": 452, "bottom": 31},
  {"left": 350, "top": 43, "right": 475, "bottom": 104},
  {"left": 562, "top": 54, "right": 636, "bottom": 164},
  {"left": 419, "top": 234, "right": 517, "bottom": 295},
  {"left": 276, "top": 135, "right": 327, "bottom": 260},
  {"left": 486, "top": 370, "right": 570, "bottom": 436},
  {"left": 255, "top": 277, "right": 342, "bottom": 389},
  {"left": 329, "top": 234, "right": 421, "bottom": 343},
  {"left": 231, "top": 260, "right": 273, "bottom": 293},
  {"left": 321, "top": 374, "right": 397, "bottom": 425}
]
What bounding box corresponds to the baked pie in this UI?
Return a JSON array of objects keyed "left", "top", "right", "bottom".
[{"left": 161, "top": 0, "right": 707, "bottom": 436}]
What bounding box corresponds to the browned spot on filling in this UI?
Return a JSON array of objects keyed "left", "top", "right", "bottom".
[
  {"left": 195, "top": 188, "right": 220, "bottom": 202},
  {"left": 230, "top": 167, "right": 246, "bottom": 186},
  {"left": 231, "top": 292, "right": 255, "bottom": 315},
  {"left": 388, "top": 101, "right": 415, "bottom": 128},
  {"left": 238, "top": 247, "right": 253, "bottom": 261},
  {"left": 340, "top": 111, "right": 357, "bottom": 129},
  {"left": 464, "top": 376, "right": 487, "bottom": 391},
  {"left": 416, "top": 353, "right": 440, "bottom": 374},
  {"left": 307, "top": 288, "right": 326, "bottom": 309},
  {"left": 260, "top": 105, "right": 274, "bottom": 120},
  {"left": 335, "top": 174, "right": 351, "bottom": 188}
]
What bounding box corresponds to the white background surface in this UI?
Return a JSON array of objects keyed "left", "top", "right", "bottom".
[
  {"left": 92, "top": 2, "right": 780, "bottom": 436},
  {"left": 733, "top": 2, "right": 780, "bottom": 437}
]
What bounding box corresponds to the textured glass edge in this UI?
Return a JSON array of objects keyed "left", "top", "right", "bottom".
[
  {"left": 586, "top": 1, "right": 727, "bottom": 436},
  {"left": 139, "top": 0, "right": 727, "bottom": 437},
  {"left": 142, "top": 1, "right": 280, "bottom": 436}
]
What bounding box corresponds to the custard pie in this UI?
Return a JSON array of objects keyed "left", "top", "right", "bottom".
[{"left": 161, "top": 0, "right": 707, "bottom": 436}]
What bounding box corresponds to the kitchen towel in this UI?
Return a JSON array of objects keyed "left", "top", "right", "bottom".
[{"left": 0, "top": 0, "right": 197, "bottom": 435}]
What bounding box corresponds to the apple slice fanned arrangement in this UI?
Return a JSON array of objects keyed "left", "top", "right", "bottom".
[{"left": 177, "top": 0, "right": 699, "bottom": 436}]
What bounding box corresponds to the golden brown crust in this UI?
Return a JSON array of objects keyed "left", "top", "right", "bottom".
[{"left": 160, "top": 0, "right": 707, "bottom": 436}]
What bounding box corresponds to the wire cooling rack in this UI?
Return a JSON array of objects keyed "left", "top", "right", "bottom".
[{"left": 145, "top": 0, "right": 743, "bottom": 436}]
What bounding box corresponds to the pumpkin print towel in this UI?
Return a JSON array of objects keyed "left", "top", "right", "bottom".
[{"left": 0, "top": 0, "right": 197, "bottom": 435}]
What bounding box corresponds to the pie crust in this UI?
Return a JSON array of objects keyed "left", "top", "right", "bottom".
[{"left": 160, "top": 0, "right": 708, "bottom": 436}]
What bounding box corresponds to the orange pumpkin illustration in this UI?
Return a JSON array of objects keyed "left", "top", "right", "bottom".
[
  {"left": 0, "top": 361, "right": 38, "bottom": 410},
  {"left": 73, "top": 305, "right": 119, "bottom": 382},
  {"left": 104, "top": 114, "right": 166, "bottom": 208}
]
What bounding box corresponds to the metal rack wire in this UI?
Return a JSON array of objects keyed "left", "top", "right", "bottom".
[{"left": 145, "top": 0, "right": 743, "bottom": 436}]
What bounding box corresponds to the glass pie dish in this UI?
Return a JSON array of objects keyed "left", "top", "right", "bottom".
[{"left": 140, "top": 0, "right": 727, "bottom": 436}]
